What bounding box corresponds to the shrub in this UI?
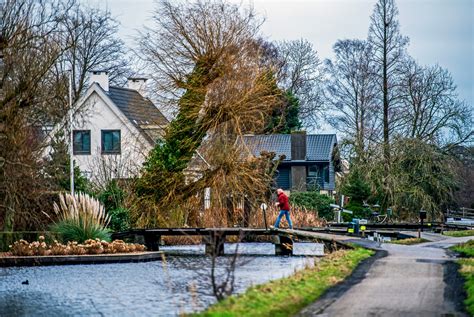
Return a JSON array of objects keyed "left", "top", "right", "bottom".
[
  {"left": 50, "top": 192, "right": 111, "bottom": 243},
  {"left": 290, "top": 191, "right": 334, "bottom": 220},
  {"left": 108, "top": 207, "right": 131, "bottom": 232},
  {"left": 97, "top": 180, "right": 130, "bottom": 232},
  {"left": 9, "top": 237, "right": 146, "bottom": 256},
  {"left": 344, "top": 202, "right": 370, "bottom": 220},
  {"left": 341, "top": 169, "right": 371, "bottom": 204},
  {"left": 97, "top": 180, "right": 124, "bottom": 211}
]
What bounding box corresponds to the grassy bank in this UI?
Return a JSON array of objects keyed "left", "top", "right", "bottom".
[
  {"left": 192, "top": 247, "right": 374, "bottom": 317},
  {"left": 388, "top": 237, "right": 430, "bottom": 245},
  {"left": 444, "top": 230, "right": 474, "bottom": 237},
  {"left": 451, "top": 240, "right": 474, "bottom": 315},
  {"left": 452, "top": 240, "right": 474, "bottom": 258}
]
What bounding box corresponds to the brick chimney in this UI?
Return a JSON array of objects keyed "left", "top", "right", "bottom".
[
  {"left": 89, "top": 70, "right": 109, "bottom": 92},
  {"left": 127, "top": 77, "right": 148, "bottom": 96}
]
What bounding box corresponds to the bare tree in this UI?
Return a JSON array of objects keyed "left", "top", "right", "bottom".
[
  {"left": 209, "top": 236, "right": 240, "bottom": 301},
  {"left": 138, "top": 0, "right": 263, "bottom": 108},
  {"left": 325, "top": 39, "right": 379, "bottom": 162},
  {"left": 188, "top": 232, "right": 251, "bottom": 303},
  {"left": 399, "top": 59, "right": 473, "bottom": 147},
  {"left": 0, "top": 0, "right": 74, "bottom": 230},
  {"left": 368, "top": 0, "right": 409, "bottom": 151},
  {"left": 368, "top": 0, "right": 409, "bottom": 206},
  {"left": 56, "top": 4, "right": 131, "bottom": 103},
  {"left": 276, "top": 39, "right": 324, "bottom": 128}
]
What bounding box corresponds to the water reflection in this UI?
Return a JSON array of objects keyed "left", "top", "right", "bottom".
[{"left": 0, "top": 242, "right": 323, "bottom": 317}]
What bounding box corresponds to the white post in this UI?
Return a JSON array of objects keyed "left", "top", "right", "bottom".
[{"left": 69, "top": 70, "right": 74, "bottom": 196}]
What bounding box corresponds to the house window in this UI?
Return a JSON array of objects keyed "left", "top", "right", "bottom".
[
  {"left": 323, "top": 165, "right": 330, "bottom": 183},
  {"left": 73, "top": 130, "right": 91, "bottom": 154},
  {"left": 306, "top": 165, "right": 320, "bottom": 190},
  {"left": 307, "top": 165, "right": 319, "bottom": 177},
  {"left": 101, "top": 130, "right": 121, "bottom": 154}
]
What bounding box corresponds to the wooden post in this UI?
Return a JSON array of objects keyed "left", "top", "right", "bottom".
[
  {"left": 243, "top": 197, "right": 251, "bottom": 227},
  {"left": 204, "top": 231, "right": 225, "bottom": 256},
  {"left": 321, "top": 240, "right": 339, "bottom": 253},
  {"left": 273, "top": 234, "right": 293, "bottom": 256},
  {"left": 144, "top": 233, "right": 160, "bottom": 251}
]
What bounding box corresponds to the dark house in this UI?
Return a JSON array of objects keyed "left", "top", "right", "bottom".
[{"left": 241, "top": 132, "right": 341, "bottom": 194}]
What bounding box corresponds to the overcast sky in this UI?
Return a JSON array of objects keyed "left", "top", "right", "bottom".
[{"left": 103, "top": 0, "right": 473, "bottom": 112}]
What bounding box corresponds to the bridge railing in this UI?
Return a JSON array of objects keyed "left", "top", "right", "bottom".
[{"left": 447, "top": 207, "right": 474, "bottom": 219}]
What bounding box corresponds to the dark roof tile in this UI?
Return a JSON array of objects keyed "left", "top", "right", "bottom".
[
  {"left": 241, "top": 134, "right": 336, "bottom": 162},
  {"left": 106, "top": 86, "right": 168, "bottom": 144},
  {"left": 306, "top": 134, "right": 336, "bottom": 161}
]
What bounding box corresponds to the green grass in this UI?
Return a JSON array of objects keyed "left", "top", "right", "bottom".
[
  {"left": 443, "top": 230, "right": 474, "bottom": 237},
  {"left": 458, "top": 259, "right": 474, "bottom": 315},
  {"left": 451, "top": 240, "right": 474, "bottom": 258},
  {"left": 388, "top": 238, "right": 430, "bottom": 245},
  {"left": 451, "top": 240, "right": 474, "bottom": 315},
  {"left": 191, "top": 248, "right": 374, "bottom": 317}
]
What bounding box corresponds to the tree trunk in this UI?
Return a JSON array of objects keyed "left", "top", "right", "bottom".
[{"left": 382, "top": 4, "right": 391, "bottom": 210}]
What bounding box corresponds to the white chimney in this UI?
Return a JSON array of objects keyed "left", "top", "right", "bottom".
[
  {"left": 127, "top": 77, "right": 148, "bottom": 96},
  {"left": 90, "top": 71, "right": 109, "bottom": 92}
]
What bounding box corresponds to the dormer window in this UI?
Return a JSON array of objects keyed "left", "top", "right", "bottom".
[
  {"left": 73, "top": 130, "right": 91, "bottom": 155},
  {"left": 101, "top": 130, "right": 121, "bottom": 154}
]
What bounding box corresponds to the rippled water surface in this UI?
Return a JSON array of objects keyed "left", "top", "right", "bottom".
[{"left": 0, "top": 242, "right": 323, "bottom": 316}]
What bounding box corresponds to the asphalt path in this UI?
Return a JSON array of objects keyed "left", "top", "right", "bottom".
[{"left": 298, "top": 232, "right": 471, "bottom": 317}]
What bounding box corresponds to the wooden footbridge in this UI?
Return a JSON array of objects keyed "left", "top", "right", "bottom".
[
  {"left": 112, "top": 222, "right": 468, "bottom": 256},
  {"left": 112, "top": 227, "right": 354, "bottom": 256}
]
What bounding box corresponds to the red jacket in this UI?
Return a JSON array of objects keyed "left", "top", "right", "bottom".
[{"left": 277, "top": 192, "right": 290, "bottom": 211}]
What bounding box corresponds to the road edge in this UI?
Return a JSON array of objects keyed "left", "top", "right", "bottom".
[
  {"left": 444, "top": 250, "right": 468, "bottom": 315},
  {"left": 296, "top": 248, "right": 388, "bottom": 316}
]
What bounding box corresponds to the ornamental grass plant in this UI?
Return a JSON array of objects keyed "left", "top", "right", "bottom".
[{"left": 49, "top": 192, "right": 112, "bottom": 243}]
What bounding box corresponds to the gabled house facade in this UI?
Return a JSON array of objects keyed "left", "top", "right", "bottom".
[
  {"left": 241, "top": 132, "right": 341, "bottom": 195},
  {"left": 70, "top": 71, "right": 168, "bottom": 183}
]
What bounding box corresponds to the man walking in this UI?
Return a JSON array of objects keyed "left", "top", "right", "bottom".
[{"left": 273, "top": 188, "right": 293, "bottom": 229}]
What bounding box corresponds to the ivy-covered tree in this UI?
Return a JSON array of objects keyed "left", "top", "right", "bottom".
[{"left": 135, "top": 1, "right": 281, "bottom": 226}]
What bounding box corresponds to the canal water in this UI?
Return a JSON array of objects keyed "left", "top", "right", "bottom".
[{"left": 0, "top": 242, "right": 323, "bottom": 317}]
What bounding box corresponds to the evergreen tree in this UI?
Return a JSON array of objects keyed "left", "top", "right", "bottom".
[
  {"left": 265, "top": 90, "right": 302, "bottom": 134},
  {"left": 342, "top": 168, "right": 371, "bottom": 205},
  {"left": 43, "top": 133, "right": 89, "bottom": 193}
]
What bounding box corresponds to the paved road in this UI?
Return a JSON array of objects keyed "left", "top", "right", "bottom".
[{"left": 299, "top": 232, "right": 471, "bottom": 317}]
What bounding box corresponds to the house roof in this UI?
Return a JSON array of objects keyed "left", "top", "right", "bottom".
[
  {"left": 241, "top": 134, "right": 337, "bottom": 162},
  {"left": 306, "top": 134, "right": 337, "bottom": 161},
  {"left": 106, "top": 86, "right": 168, "bottom": 144}
]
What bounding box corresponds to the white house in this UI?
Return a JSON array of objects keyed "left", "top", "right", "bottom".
[{"left": 71, "top": 71, "right": 168, "bottom": 184}]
